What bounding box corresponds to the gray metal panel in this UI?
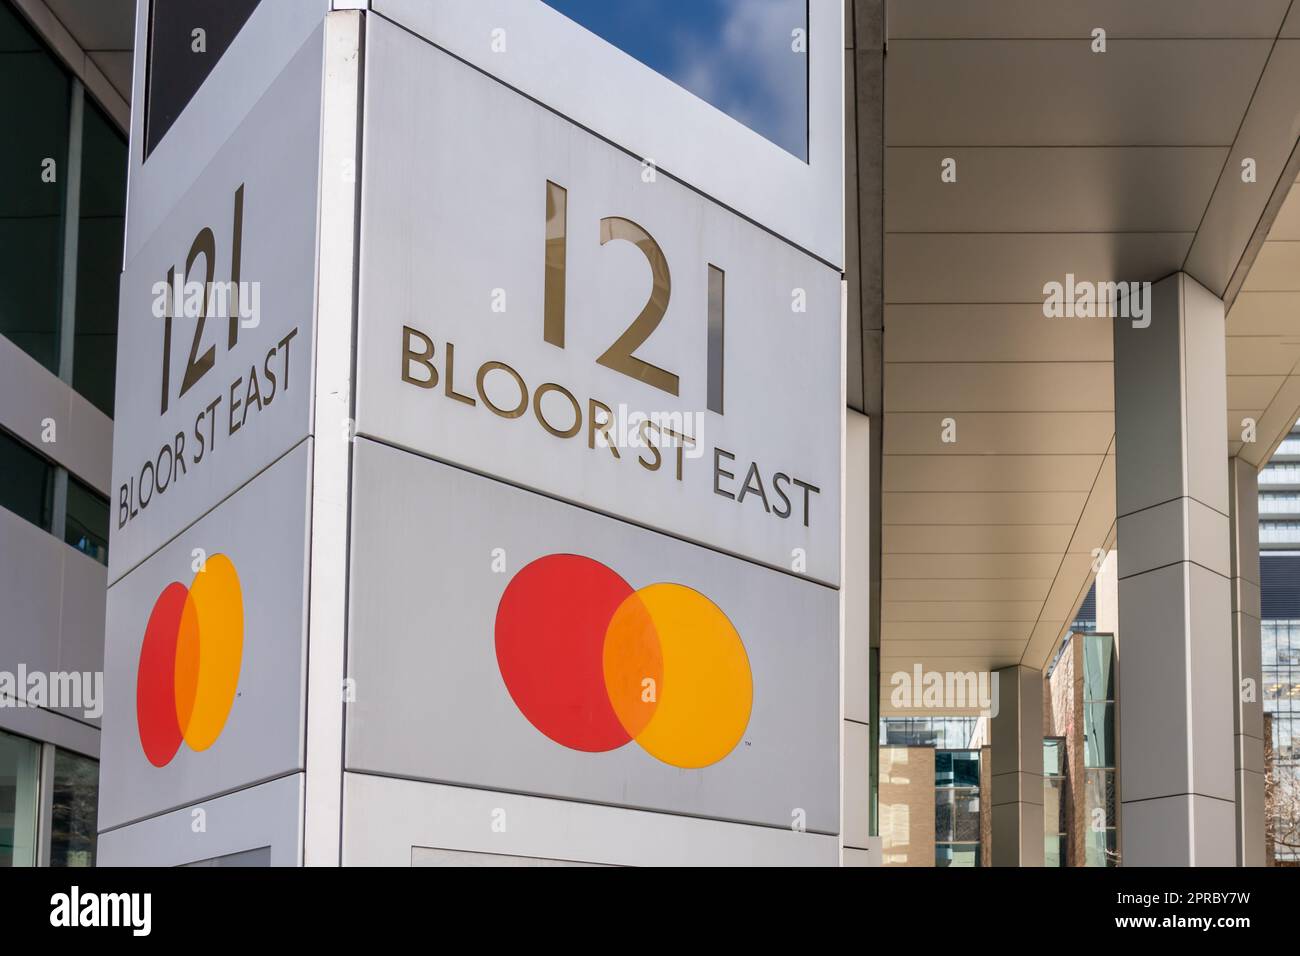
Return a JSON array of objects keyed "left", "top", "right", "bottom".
[
  {"left": 885, "top": 232, "right": 1192, "bottom": 304},
  {"left": 371, "top": 0, "right": 843, "bottom": 267},
  {"left": 412, "top": 848, "right": 601, "bottom": 867},
  {"left": 344, "top": 771, "right": 837, "bottom": 865},
  {"left": 885, "top": 40, "right": 1270, "bottom": 146},
  {"left": 0, "top": 508, "right": 64, "bottom": 680},
  {"left": 98, "top": 773, "right": 302, "bottom": 866},
  {"left": 345, "top": 438, "right": 840, "bottom": 834},
  {"left": 124, "top": 0, "right": 330, "bottom": 262},
  {"left": 64, "top": 390, "right": 113, "bottom": 496},
  {"left": 887, "top": 0, "right": 1292, "bottom": 38},
  {"left": 1113, "top": 275, "right": 1207, "bottom": 516},
  {"left": 1183, "top": 41, "right": 1300, "bottom": 296},
  {"left": 97, "top": 441, "right": 311, "bottom": 831},
  {"left": 355, "top": 19, "right": 842, "bottom": 586},
  {"left": 50, "top": 546, "right": 106, "bottom": 728},
  {"left": 0, "top": 335, "right": 112, "bottom": 494},
  {"left": 42, "top": 0, "right": 134, "bottom": 51},
  {"left": 885, "top": 147, "right": 1227, "bottom": 234},
  {"left": 1286, "top": 3, "right": 1300, "bottom": 37},
  {"left": 0, "top": 508, "right": 103, "bottom": 754},
  {"left": 108, "top": 28, "right": 323, "bottom": 583},
  {"left": 0, "top": 704, "right": 99, "bottom": 757},
  {"left": 182, "top": 846, "right": 272, "bottom": 867}
]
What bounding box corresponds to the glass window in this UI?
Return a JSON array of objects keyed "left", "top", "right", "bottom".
[
  {"left": 881, "top": 716, "right": 978, "bottom": 749},
  {"left": 541, "top": 0, "right": 810, "bottom": 159},
  {"left": 1083, "top": 702, "right": 1115, "bottom": 769},
  {"left": 944, "top": 717, "right": 977, "bottom": 750},
  {"left": 64, "top": 475, "right": 108, "bottom": 565},
  {"left": 0, "top": 730, "right": 40, "bottom": 867},
  {"left": 955, "top": 751, "right": 980, "bottom": 787},
  {"left": 1262, "top": 621, "right": 1300, "bottom": 862},
  {"left": 935, "top": 749, "right": 982, "bottom": 862},
  {"left": 883, "top": 716, "right": 939, "bottom": 747},
  {"left": 935, "top": 844, "right": 980, "bottom": 867},
  {"left": 1261, "top": 521, "right": 1300, "bottom": 544},
  {"left": 1263, "top": 624, "right": 1278, "bottom": 667},
  {"left": 1045, "top": 835, "right": 1066, "bottom": 868},
  {"left": 1084, "top": 826, "right": 1119, "bottom": 868},
  {"left": 1084, "top": 769, "right": 1117, "bottom": 826},
  {"left": 1043, "top": 737, "right": 1068, "bottom": 867},
  {"left": 1084, "top": 768, "right": 1119, "bottom": 866},
  {"left": 146, "top": 0, "right": 263, "bottom": 157},
  {"left": 1261, "top": 492, "right": 1300, "bottom": 514},
  {"left": 1083, "top": 633, "right": 1115, "bottom": 702},
  {"left": 950, "top": 749, "right": 978, "bottom": 786},
  {"left": 1070, "top": 583, "right": 1097, "bottom": 632},
  {"left": 73, "top": 99, "right": 126, "bottom": 417},
  {"left": 935, "top": 749, "right": 980, "bottom": 788},
  {"left": 0, "top": 0, "right": 69, "bottom": 373},
  {"left": 1261, "top": 464, "right": 1300, "bottom": 484},
  {"left": 1082, "top": 633, "right": 1117, "bottom": 776},
  {"left": 1043, "top": 737, "right": 1064, "bottom": 776},
  {"left": 50, "top": 749, "right": 97, "bottom": 867},
  {"left": 0, "top": 427, "right": 55, "bottom": 531}
]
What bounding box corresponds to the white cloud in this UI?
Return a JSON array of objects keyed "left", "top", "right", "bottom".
[{"left": 670, "top": 0, "right": 808, "bottom": 157}]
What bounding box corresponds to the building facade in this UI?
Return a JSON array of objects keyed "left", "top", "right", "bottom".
[
  {"left": 3, "top": 0, "right": 1300, "bottom": 869},
  {"left": 0, "top": 0, "right": 130, "bottom": 867}
]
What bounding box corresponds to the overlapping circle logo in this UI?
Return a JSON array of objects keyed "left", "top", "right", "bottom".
[
  {"left": 136, "top": 554, "right": 244, "bottom": 767},
  {"left": 494, "top": 554, "right": 752, "bottom": 769}
]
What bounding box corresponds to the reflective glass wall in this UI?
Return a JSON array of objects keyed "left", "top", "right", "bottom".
[
  {"left": 0, "top": 0, "right": 68, "bottom": 374},
  {"left": 0, "top": 1, "right": 115, "bottom": 567},
  {"left": 1043, "top": 737, "right": 1066, "bottom": 867},
  {"left": 881, "top": 716, "right": 980, "bottom": 749},
  {"left": 0, "top": 427, "right": 55, "bottom": 533},
  {"left": 934, "top": 750, "right": 981, "bottom": 867},
  {"left": 50, "top": 749, "right": 98, "bottom": 867},
  {"left": 1082, "top": 633, "right": 1118, "bottom": 866},
  {"left": 0, "top": 420, "right": 108, "bottom": 566},
  {"left": 1263, "top": 620, "right": 1299, "bottom": 862},
  {"left": 0, "top": 730, "right": 39, "bottom": 867},
  {"left": 0, "top": 729, "right": 98, "bottom": 868},
  {"left": 0, "top": 0, "right": 125, "bottom": 417},
  {"left": 72, "top": 99, "right": 127, "bottom": 417}
]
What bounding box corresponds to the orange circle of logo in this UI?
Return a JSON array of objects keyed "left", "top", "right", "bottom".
[
  {"left": 136, "top": 554, "right": 244, "bottom": 767},
  {"left": 495, "top": 554, "right": 752, "bottom": 769}
]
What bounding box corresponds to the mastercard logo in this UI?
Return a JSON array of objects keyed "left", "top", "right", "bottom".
[
  {"left": 136, "top": 554, "right": 244, "bottom": 768},
  {"left": 494, "top": 554, "right": 752, "bottom": 769}
]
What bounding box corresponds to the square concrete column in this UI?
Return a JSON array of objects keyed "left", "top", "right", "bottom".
[
  {"left": 1113, "top": 272, "right": 1236, "bottom": 866},
  {"left": 991, "top": 664, "right": 1044, "bottom": 866},
  {"left": 1229, "top": 457, "right": 1266, "bottom": 865}
]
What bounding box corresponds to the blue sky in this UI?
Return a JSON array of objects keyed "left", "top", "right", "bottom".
[{"left": 543, "top": 0, "right": 808, "bottom": 159}]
